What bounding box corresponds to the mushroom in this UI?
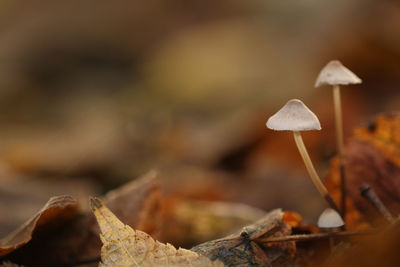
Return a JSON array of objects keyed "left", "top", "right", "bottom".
[
  {"left": 315, "top": 60, "right": 362, "bottom": 217},
  {"left": 317, "top": 208, "right": 345, "bottom": 249},
  {"left": 267, "top": 99, "right": 339, "bottom": 211},
  {"left": 317, "top": 208, "right": 345, "bottom": 229}
]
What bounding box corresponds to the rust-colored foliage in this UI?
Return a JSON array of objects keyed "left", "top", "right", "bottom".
[{"left": 326, "top": 114, "right": 400, "bottom": 228}]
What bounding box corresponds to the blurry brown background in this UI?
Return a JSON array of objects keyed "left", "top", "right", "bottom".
[{"left": 1, "top": 0, "right": 400, "bottom": 237}]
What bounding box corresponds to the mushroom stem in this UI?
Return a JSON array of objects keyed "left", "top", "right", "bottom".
[
  {"left": 293, "top": 131, "right": 339, "bottom": 211},
  {"left": 333, "top": 85, "right": 347, "bottom": 218},
  {"left": 333, "top": 85, "right": 344, "bottom": 157}
]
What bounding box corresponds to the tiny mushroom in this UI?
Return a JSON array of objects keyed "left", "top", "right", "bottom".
[
  {"left": 315, "top": 60, "right": 361, "bottom": 88},
  {"left": 317, "top": 208, "right": 345, "bottom": 229},
  {"left": 267, "top": 99, "right": 339, "bottom": 212},
  {"left": 315, "top": 60, "right": 362, "bottom": 218},
  {"left": 317, "top": 208, "right": 345, "bottom": 248}
]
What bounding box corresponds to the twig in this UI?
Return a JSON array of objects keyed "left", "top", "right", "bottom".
[
  {"left": 257, "top": 229, "right": 377, "bottom": 243},
  {"left": 360, "top": 184, "right": 395, "bottom": 223}
]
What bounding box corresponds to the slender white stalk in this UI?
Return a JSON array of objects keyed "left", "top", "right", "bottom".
[
  {"left": 333, "top": 85, "right": 344, "bottom": 158},
  {"left": 293, "top": 131, "right": 328, "bottom": 197},
  {"left": 293, "top": 131, "right": 339, "bottom": 211},
  {"left": 333, "top": 84, "right": 346, "bottom": 218}
]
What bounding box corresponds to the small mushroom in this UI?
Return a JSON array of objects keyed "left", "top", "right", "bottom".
[
  {"left": 317, "top": 208, "right": 345, "bottom": 229},
  {"left": 266, "top": 99, "right": 339, "bottom": 211},
  {"left": 317, "top": 208, "right": 345, "bottom": 249},
  {"left": 315, "top": 60, "right": 362, "bottom": 218},
  {"left": 315, "top": 60, "right": 361, "bottom": 87}
]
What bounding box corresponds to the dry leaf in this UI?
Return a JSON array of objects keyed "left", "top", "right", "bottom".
[
  {"left": 0, "top": 171, "right": 161, "bottom": 267},
  {"left": 354, "top": 114, "right": 400, "bottom": 165},
  {"left": 325, "top": 114, "right": 400, "bottom": 228},
  {"left": 90, "top": 197, "right": 224, "bottom": 267},
  {"left": 51, "top": 170, "right": 162, "bottom": 265},
  {"left": 102, "top": 170, "right": 162, "bottom": 239},
  {"left": 0, "top": 173, "right": 98, "bottom": 238},
  {"left": 0, "top": 195, "right": 79, "bottom": 257}
]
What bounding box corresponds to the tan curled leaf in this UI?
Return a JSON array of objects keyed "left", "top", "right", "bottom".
[
  {"left": 90, "top": 197, "right": 224, "bottom": 267},
  {"left": 0, "top": 195, "right": 79, "bottom": 257}
]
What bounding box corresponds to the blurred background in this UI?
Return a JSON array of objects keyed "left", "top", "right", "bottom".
[{"left": 1, "top": 0, "right": 400, "bottom": 238}]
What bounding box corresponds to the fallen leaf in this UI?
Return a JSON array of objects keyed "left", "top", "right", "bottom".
[
  {"left": 325, "top": 114, "right": 400, "bottom": 228},
  {"left": 50, "top": 170, "right": 163, "bottom": 265},
  {"left": 0, "top": 195, "right": 79, "bottom": 257},
  {"left": 354, "top": 114, "right": 400, "bottom": 165},
  {"left": 90, "top": 197, "right": 223, "bottom": 267},
  {"left": 103, "top": 170, "right": 162, "bottom": 238},
  {"left": 0, "top": 171, "right": 162, "bottom": 267},
  {"left": 0, "top": 173, "right": 98, "bottom": 238}
]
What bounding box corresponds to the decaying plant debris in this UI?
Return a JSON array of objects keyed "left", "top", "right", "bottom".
[
  {"left": 325, "top": 114, "right": 400, "bottom": 229},
  {"left": 0, "top": 195, "right": 79, "bottom": 257},
  {"left": 1, "top": 113, "right": 400, "bottom": 266},
  {"left": 0, "top": 172, "right": 161, "bottom": 266},
  {"left": 90, "top": 197, "right": 223, "bottom": 267}
]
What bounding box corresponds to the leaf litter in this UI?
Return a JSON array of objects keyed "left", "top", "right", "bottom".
[
  {"left": 90, "top": 197, "right": 224, "bottom": 267},
  {"left": 2, "top": 115, "right": 400, "bottom": 266}
]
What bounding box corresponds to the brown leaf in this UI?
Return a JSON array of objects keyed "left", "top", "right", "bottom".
[
  {"left": 90, "top": 197, "right": 224, "bottom": 267},
  {"left": 325, "top": 114, "right": 400, "bottom": 228},
  {"left": 0, "top": 173, "right": 98, "bottom": 238},
  {"left": 0, "top": 195, "right": 79, "bottom": 257},
  {"left": 53, "top": 170, "right": 163, "bottom": 265},
  {"left": 102, "top": 170, "right": 162, "bottom": 238},
  {"left": 1, "top": 171, "right": 162, "bottom": 266}
]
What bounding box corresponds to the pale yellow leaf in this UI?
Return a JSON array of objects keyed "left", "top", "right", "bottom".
[{"left": 90, "top": 197, "right": 224, "bottom": 267}]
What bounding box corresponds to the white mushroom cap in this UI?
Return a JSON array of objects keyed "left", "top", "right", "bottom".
[
  {"left": 317, "top": 208, "right": 344, "bottom": 228},
  {"left": 315, "top": 60, "right": 362, "bottom": 87},
  {"left": 266, "top": 99, "right": 321, "bottom": 131}
]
